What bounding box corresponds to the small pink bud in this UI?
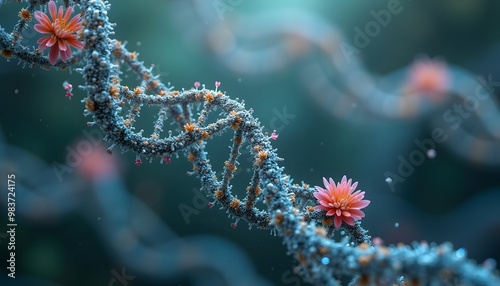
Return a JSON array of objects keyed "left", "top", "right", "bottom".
[
  {"left": 64, "top": 83, "right": 73, "bottom": 91},
  {"left": 63, "top": 81, "right": 73, "bottom": 99},
  {"left": 135, "top": 159, "right": 142, "bottom": 166},
  {"left": 270, "top": 130, "right": 279, "bottom": 140},
  {"left": 194, "top": 82, "right": 201, "bottom": 89},
  {"left": 164, "top": 156, "right": 171, "bottom": 164}
]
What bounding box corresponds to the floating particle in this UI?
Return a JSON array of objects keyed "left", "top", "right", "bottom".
[
  {"left": 427, "top": 149, "right": 436, "bottom": 159},
  {"left": 394, "top": 222, "right": 399, "bottom": 228},
  {"left": 385, "top": 177, "right": 393, "bottom": 184},
  {"left": 455, "top": 248, "right": 467, "bottom": 259},
  {"left": 136, "top": 41, "right": 141, "bottom": 46},
  {"left": 14, "top": 89, "right": 19, "bottom": 94},
  {"left": 372, "top": 237, "right": 383, "bottom": 246},
  {"left": 321, "top": 257, "right": 330, "bottom": 265}
]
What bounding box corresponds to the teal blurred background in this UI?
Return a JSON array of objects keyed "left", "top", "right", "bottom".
[{"left": 1, "top": 0, "right": 500, "bottom": 285}]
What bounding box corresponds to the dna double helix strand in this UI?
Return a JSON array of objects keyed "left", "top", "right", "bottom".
[
  {"left": 0, "top": 129, "right": 271, "bottom": 286},
  {"left": 1, "top": 0, "right": 499, "bottom": 285},
  {"left": 170, "top": 0, "right": 500, "bottom": 166}
]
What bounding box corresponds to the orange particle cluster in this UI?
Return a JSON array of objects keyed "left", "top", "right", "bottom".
[
  {"left": 133, "top": 86, "right": 143, "bottom": 95},
  {"left": 85, "top": 98, "right": 96, "bottom": 112},
  {"left": 109, "top": 85, "right": 119, "bottom": 98},
  {"left": 254, "top": 150, "right": 268, "bottom": 167},
  {"left": 229, "top": 198, "right": 240, "bottom": 212},
  {"left": 204, "top": 93, "right": 214, "bottom": 103},
  {"left": 201, "top": 131, "right": 210, "bottom": 140},
  {"left": 215, "top": 189, "right": 224, "bottom": 200},
  {"left": 19, "top": 8, "right": 32, "bottom": 21},
  {"left": 184, "top": 123, "right": 195, "bottom": 132},
  {"left": 0, "top": 49, "right": 12, "bottom": 58},
  {"left": 224, "top": 160, "right": 237, "bottom": 172},
  {"left": 231, "top": 113, "right": 242, "bottom": 130}
]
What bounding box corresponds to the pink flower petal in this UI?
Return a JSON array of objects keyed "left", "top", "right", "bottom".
[
  {"left": 326, "top": 209, "right": 336, "bottom": 216},
  {"left": 351, "top": 200, "right": 370, "bottom": 209},
  {"left": 343, "top": 216, "right": 355, "bottom": 226},
  {"left": 37, "top": 36, "right": 51, "bottom": 49},
  {"left": 45, "top": 35, "right": 57, "bottom": 47},
  {"left": 58, "top": 39, "right": 67, "bottom": 51},
  {"left": 34, "top": 11, "right": 52, "bottom": 28},
  {"left": 34, "top": 23, "right": 51, "bottom": 34},
  {"left": 63, "top": 6, "right": 73, "bottom": 23},
  {"left": 48, "top": 0, "right": 57, "bottom": 20},
  {"left": 48, "top": 46, "right": 59, "bottom": 64},
  {"left": 323, "top": 177, "right": 330, "bottom": 190},
  {"left": 334, "top": 216, "right": 342, "bottom": 228},
  {"left": 348, "top": 209, "right": 365, "bottom": 219}
]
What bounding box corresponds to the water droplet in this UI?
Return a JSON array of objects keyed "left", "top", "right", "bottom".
[
  {"left": 394, "top": 222, "right": 399, "bottom": 228},
  {"left": 321, "top": 257, "right": 330, "bottom": 265},
  {"left": 455, "top": 248, "right": 467, "bottom": 259},
  {"left": 427, "top": 149, "right": 436, "bottom": 159}
]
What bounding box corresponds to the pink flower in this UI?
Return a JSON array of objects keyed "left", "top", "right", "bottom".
[
  {"left": 406, "top": 56, "right": 450, "bottom": 100},
  {"left": 194, "top": 82, "right": 201, "bottom": 89},
  {"left": 34, "top": 0, "right": 83, "bottom": 65},
  {"left": 313, "top": 176, "right": 370, "bottom": 228}
]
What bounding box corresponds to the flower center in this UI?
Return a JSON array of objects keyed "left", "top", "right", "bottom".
[{"left": 328, "top": 197, "right": 349, "bottom": 210}]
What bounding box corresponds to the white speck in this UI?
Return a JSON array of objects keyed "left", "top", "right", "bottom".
[
  {"left": 427, "top": 149, "right": 436, "bottom": 159},
  {"left": 321, "top": 257, "right": 330, "bottom": 265},
  {"left": 14, "top": 89, "right": 19, "bottom": 94},
  {"left": 385, "top": 177, "right": 392, "bottom": 184},
  {"left": 455, "top": 248, "right": 467, "bottom": 259},
  {"left": 394, "top": 222, "right": 399, "bottom": 228},
  {"left": 136, "top": 41, "right": 141, "bottom": 46}
]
